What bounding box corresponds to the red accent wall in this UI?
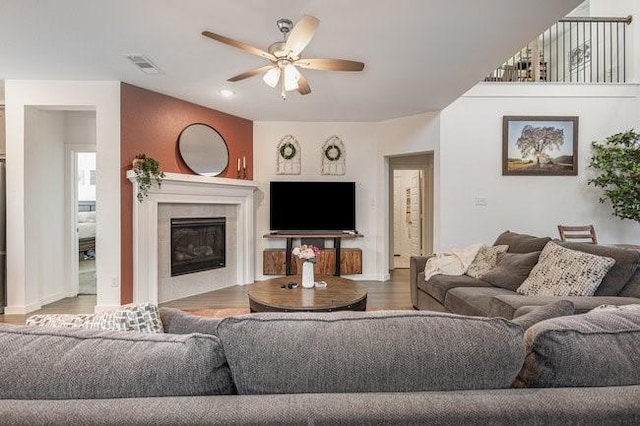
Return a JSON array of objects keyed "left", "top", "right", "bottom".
[{"left": 120, "top": 83, "right": 253, "bottom": 304}]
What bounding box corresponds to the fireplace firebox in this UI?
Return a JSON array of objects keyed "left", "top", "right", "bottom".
[{"left": 171, "top": 217, "right": 225, "bottom": 276}]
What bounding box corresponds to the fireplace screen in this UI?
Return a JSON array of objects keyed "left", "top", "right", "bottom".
[{"left": 171, "top": 217, "right": 225, "bottom": 276}]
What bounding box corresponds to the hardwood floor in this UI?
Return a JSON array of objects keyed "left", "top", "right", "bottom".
[{"left": 0, "top": 269, "right": 412, "bottom": 325}]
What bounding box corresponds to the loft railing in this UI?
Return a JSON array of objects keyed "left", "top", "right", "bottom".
[{"left": 485, "top": 15, "right": 632, "bottom": 83}]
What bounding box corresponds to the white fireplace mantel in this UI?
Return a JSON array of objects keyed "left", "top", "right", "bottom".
[{"left": 127, "top": 171, "right": 258, "bottom": 304}]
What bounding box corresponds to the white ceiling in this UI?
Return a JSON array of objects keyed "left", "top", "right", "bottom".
[{"left": 0, "top": 0, "right": 582, "bottom": 122}]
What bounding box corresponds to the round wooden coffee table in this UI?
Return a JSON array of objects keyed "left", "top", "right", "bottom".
[{"left": 248, "top": 276, "right": 367, "bottom": 313}]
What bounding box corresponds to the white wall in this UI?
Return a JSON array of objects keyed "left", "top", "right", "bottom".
[
  {"left": 4, "top": 80, "right": 120, "bottom": 314},
  {"left": 24, "top": 108, "right": 67, "bottom": 305},
  {"left": 438, "top": 83, "right": 640, "bottom": 250},
  {"left": 253, "top": 121, "right": 382, "bottom": 280}
]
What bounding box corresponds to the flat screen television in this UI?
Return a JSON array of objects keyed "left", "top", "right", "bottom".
[{"left": 270, "top": 181, "right": 356, "bottom": 233}]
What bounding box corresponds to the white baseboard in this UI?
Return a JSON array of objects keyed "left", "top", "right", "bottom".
[
  {"left": 40, "top": 291, "right": 76, "bottom": 307},
  {"left": 4, "top": 301, "right": 42, "bottom": 315}
]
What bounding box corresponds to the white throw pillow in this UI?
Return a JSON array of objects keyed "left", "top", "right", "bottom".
[
  {"left": 466, "top": 245, "right": 509, "bottom": 279},
  {"left": 517, "top": 241, "right": 615, "bottom": 297}
]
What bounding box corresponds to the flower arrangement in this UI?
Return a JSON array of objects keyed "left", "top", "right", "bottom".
[{"left": 292, "top": 245, "right": 321, "bottom": 263}]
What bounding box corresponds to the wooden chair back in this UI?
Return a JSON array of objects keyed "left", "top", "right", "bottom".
[{"left": 557, "top": 225, "right": 598, "bottom": 244}]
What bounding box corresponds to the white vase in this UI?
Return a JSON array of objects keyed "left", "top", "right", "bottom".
[{"left": 301, "top": 261, "right": 315, "bottom": 288}]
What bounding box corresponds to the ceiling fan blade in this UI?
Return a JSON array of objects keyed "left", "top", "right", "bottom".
[
  {"left": 284, "top": 15, "right": 320, "bottom": 57},
  {"left": 202, "top": 31, "right": 276, "bottom": 61},
  {"left": 296, "top": 72, "right": 311, "bottom": 95},
  {"left": 227, "top": 65, "right": 274, "bottom": 82},
  {"left": 295, "top": 58, "right": 365, "bottom": 71}
]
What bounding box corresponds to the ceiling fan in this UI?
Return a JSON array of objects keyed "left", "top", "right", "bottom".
[{"left": 202, "top": 15, "right": 365, "bottom": 99}]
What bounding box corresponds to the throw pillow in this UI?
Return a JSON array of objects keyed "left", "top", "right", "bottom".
[
  {"left": 466, "top": 245, "right": 509, "bottom": 279},
  {"left": 590, "top": 303, "right": 640, "bottom": 313},
  {"left": 493, "top": 231, "right": 551, "bottom": 253},
  {"left": 481, "top": 251, "right": 541, "bottom": 291},
  {"left": 26, "top": 313, "right": 99, "bottom": 329},
  {"left": 510, "top": 300, "right": 575, "bottom": 331},
  {"left": 120, "top": 302, "right": 164, "bottom": 333},
  {"left": 517, "top": 242, "right": 615, "bottom": 297},
  {"left": 25, "top": 303, "right": 164, "bottom": 333}
]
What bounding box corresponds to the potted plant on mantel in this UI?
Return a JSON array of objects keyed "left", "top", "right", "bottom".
[
  {"left": 587, "top": 129, "right": 640, "bottom": 226},
  {"left": 132, "top": 153, "right": 165, "bottom": 202}
]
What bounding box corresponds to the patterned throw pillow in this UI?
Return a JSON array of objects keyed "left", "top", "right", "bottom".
[
  {"left": 517, "top": 242, "right": 616, "bottom": 297},
  {"left": 466, "top": 245, "right": 509, "bottom": 279},
  {"left": 25, "top": 303, "right": 164, "bottom": 333},
  {"left": 121, "top": 302, "right": 164, "bottom": 333},
  {"left": 26, "top": 313, "right": 95, "bottom": 328}
]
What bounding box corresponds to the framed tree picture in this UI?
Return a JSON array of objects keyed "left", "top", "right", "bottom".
[{"left": 502, "top": 116, "right": 579, "bottom": 176}]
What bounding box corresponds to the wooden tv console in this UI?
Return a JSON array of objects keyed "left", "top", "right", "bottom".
[{"left": 262, "top": 232, "right": 363, "bottom": 276}]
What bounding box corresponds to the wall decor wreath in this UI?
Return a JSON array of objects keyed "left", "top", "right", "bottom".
[
  {"left": 321, "top": 136, "right": 346, "bottom": 175},
  {"left": 276, "top": 134, "right": 301, "bottom": 175},
  {"left": 280, "top": 142, "right": 297, "bottom": 160},
  {"left": 324, "top": 144, "right": 342, "bottom": 161}
]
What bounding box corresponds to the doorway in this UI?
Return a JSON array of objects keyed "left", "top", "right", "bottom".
[
  {"left": 66, "top": 142, "right": 97, "bottom": 299},
  {"left": 76, "top": 152, "right": 97, "bottom": 294},
  {"left": 388, "top": 154, "right": 433, "bottom": 270}
]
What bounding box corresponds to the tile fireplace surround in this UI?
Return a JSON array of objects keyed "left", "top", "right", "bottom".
[{"left": 127, "top": 171, "right": 258, "bottom": 304}]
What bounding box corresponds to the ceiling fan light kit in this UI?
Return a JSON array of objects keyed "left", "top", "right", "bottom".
[{"left": 202, "top": 15, "right": 365, "bottom": 100}]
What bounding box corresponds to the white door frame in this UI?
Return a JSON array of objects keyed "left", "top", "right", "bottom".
[
  {"left": 388, "top": 153, "right": 434, "bottom": 270},
  {"left": 65, "top": 144, "right": 96, "bottom": 296}
]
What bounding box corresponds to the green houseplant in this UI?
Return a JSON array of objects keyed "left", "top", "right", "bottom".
[
  {"left": 587, "top": 129, "right": 640, "bottom": 223},
  {"left": 132, "top": 153, "right": 165, "bottom": 202}
]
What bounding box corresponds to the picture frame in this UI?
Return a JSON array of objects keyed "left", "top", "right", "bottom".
[{"left": 502, "top": 116, "right": 578, "bottom": 176}]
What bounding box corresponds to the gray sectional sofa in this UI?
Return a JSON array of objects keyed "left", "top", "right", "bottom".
[
  {"left": 411, "top": 230, "right": 640, "bottom": 318},
  {"left": 0, "top": 306, "right": 640, "bottom": 425}
]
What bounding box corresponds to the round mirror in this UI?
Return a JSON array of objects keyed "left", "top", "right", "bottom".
[{"left": 178, "top": 123, "right": 229, "bottom": 176}]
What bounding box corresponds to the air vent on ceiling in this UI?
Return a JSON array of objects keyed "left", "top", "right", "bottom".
[{"left": 126, "top": 54, "right": 160, "bottom": 74}]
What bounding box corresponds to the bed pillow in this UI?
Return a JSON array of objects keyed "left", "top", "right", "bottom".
[
  {"left": 466, "top": 245, "right": 509, "bottom": 279},
  {"left": 78, "top": 211, "right": 96, "bottom": 223},
  {"left": 481, "top": 251, "right": 541, "bottom": 291},
  {"left": 517, "top": 242, "right": 615, "bottom": 297}
]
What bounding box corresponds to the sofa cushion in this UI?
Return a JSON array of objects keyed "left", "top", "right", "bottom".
[
  {"left": 514, "top": 309, "right": 640, "bottom": 388},
  {"left": 481, "top": 251, "right": 541, "bottom": 291},
  {"left": 444, "top": 287, "right": 517, "bottom": 317},
  {"left": 510, "top": 300, "right": 575, "bottom": 331},
  {"left": 493, "top": 231, "right": 551, "bottom": 253},
  {"left": 556, "top": 241, "right": 640, "bottom": 296},
  {"left": 159, "top": 307, "right": 221, "bottom": 335},
  {"left": 0, "top": 324, "right": 235, "bottom": 399},
  {"left": 620, "top": 269, "right": 640, "bottom": 298},
  {"left": 517, "top": 242, "right": 615, "bottom": 297},
  {"left": 466, "top": 245, "right": 509, "bottom": 279},
  {"left": 489, "top": 294, "right": 640, "bottom": 319},
  {"left": 217, "top": 311, "right": 525, "bottom": 395},
  {"left": 421, "top": 273, "right": 493, "bottom": 304}
]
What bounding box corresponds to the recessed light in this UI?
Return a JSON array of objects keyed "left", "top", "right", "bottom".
[{"left": 219, "top": 89, "right": 235, "bottom": 98}]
